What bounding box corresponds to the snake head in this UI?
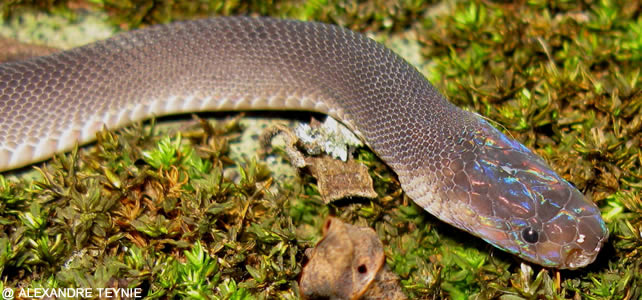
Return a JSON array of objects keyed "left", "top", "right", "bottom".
[
  {"left": 406, "top": 117, "right": 609, "bottom": 269},
  {"left": 461, "top": 120, "right": 608, "bottom": 269}
]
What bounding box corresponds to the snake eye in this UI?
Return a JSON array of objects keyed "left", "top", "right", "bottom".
[{"left": 521, "top": 227, "right": 539, "bottom": 243}]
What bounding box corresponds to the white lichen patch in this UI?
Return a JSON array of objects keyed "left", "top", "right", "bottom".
[{"left": 294, "top": 117, "right": 363, "bottom": 161}]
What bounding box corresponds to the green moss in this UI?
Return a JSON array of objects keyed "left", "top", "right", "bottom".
[{"left": 0, "top": 0, "right": 640, "bottom": 298}]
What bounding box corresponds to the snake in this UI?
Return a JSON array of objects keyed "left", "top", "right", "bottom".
[{"left": 0, "top": 16, "right": 608, "bottom": 269}]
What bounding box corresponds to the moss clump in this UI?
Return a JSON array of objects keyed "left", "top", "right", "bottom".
[{"left": 0, "top": 0, "right": 641, "bottom": 298}]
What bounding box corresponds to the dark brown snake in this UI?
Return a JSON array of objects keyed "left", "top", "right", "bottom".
[{"left": 0, "top": 17, "right": 608, "bottom": 268}]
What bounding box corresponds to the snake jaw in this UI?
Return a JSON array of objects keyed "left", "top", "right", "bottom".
[{"left": 463, "top": 186, "right": 608, "bottom": 269}]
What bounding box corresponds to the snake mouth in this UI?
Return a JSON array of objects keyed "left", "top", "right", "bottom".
[
  {"left": 564, "top": 248, "right": 595, "bottom": 269},
  {"left": 561, "top": 231, "right": 608, "bottom": 269}
]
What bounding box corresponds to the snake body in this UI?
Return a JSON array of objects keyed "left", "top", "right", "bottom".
[{"left": 0, "top": 17, "right": 607, "bottom": 268}]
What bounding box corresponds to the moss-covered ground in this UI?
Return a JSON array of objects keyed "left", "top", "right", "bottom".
[{"left": 0, "top": 0, "right": 640, "bottom": 299}]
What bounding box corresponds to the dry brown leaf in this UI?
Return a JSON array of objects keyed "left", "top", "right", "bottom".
[{"left": 300, "top": 217, "right": 406, "bottom": 300}]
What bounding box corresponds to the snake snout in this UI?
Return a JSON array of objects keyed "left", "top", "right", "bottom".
[
  {"left": 542, "top": 188, "right": 609, "bottom": 269},
  {"left": 564, "top": 218, "right": 609, "bottom": 269}
]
